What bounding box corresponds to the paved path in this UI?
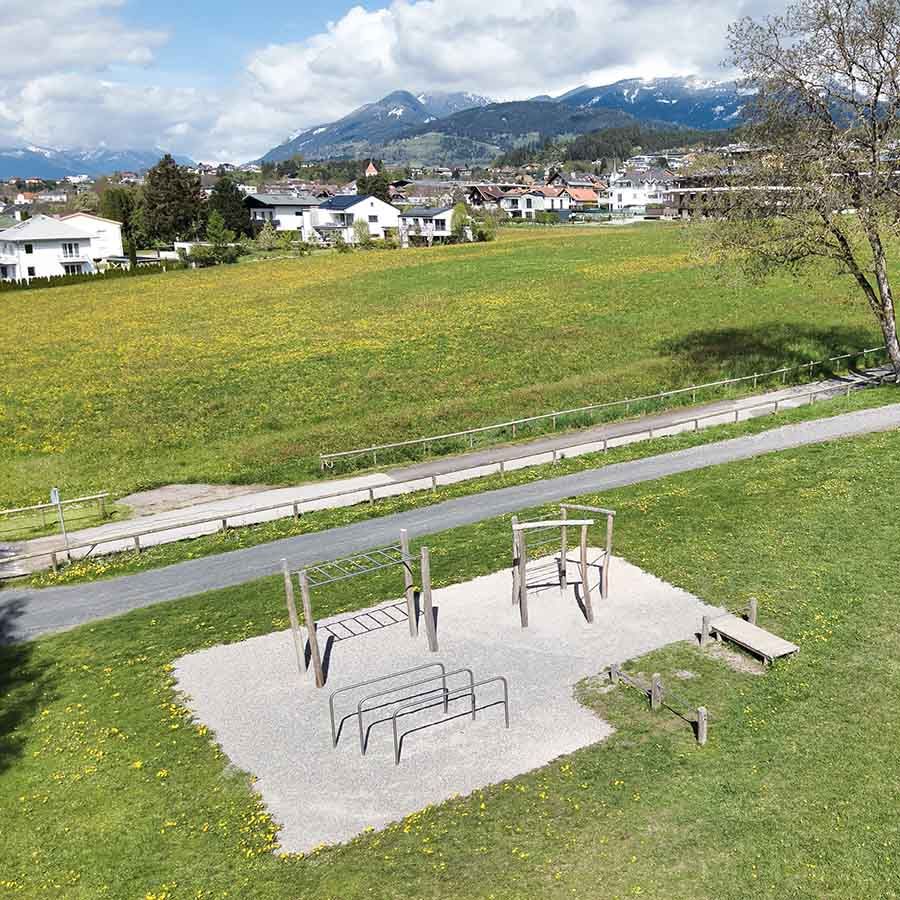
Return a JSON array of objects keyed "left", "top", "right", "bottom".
[
  {"left": 1, "top": 375, "right": 866, "bottom": 574},
  {"left": 4, "top": 402, "right": 899, "bottom": 643}
]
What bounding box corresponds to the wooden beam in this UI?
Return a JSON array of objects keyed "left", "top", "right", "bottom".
[
  {"left": 559, "top": 506, "right": 567, "bottom": 593},
  {"left": 603, "top": 512, "right": 614, "bottom": 599},
  {"left": 580, "top": 524, "right": 594, "bottom": 623},
  {"left": 511, "top": 515, "right": 520, "bottom": 606},
  {"left": 299, "top": 570, "right": 325, "bottom": 688},
  {"left": 517, "top": 530, "right": 529, "bottom": 628},
  {"left": 650, "top": 673, "right": 662, "bottom": 711},
  {"left": 514, "top": 519, "right": 593, "bottom": 530},
  {"left": 281, "top": 559, "right": 307, "bottom": 675},
  {"left": 697, "top": 706, "right": 708, "bottom": 746}
]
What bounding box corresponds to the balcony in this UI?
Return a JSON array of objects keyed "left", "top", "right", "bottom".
[{"left": 59, "top": 252, "right": 90, "bottom": 262}]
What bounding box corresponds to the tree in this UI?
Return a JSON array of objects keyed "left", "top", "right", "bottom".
[
  {"left": 100, "top": 186, "right": 139, "bottom": 267},
  {"left": 71, "top": 191, "right": 100, "bottom": 214},
  {"left": 206, "top": 210, "right": 235, "bottom": 262},
  {"left": 208, "top": 176, "right": 251, "bottom": 236},
  {"left": 255, "top": 221, "right": 279, "bottom": 251},
  {"left": 451, "top": 202, "right": 469, "bottom": 239},
  {"left": 352, "top": 219, "right": 372, "bottom": 246},
  {"left": 357, "top": 173, "right": 391, "bottom": 203},
  {"left": 142, "top": 154, "right": 203, "bottom": 244},
  {"left": 700, "top": 0, "right": 900, "bottom": 377}
]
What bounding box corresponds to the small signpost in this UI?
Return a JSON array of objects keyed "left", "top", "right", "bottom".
[{"left": 50, "top": 487, "right": 70, "bottom": 559}]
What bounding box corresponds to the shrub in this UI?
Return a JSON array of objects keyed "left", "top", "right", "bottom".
[
  {"left": 188, "top": 244, "right": 217, "bottom": 267},
  {"left": 352, "top": 219, "right": 372, "bottom": 247},
  {"left": 333, "top": 234, "right": 352, "bottom": 253},
  {"left": 255, "top": 221, "right": 279, "bottom": 251}
]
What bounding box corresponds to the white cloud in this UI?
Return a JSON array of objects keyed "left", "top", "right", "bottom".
[{"left": 0, "top": 0, "right": 786, "bottom": 163}]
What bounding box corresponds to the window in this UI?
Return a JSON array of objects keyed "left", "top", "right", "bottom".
[
  {"left": 295, "top": 210, "right": 303, "bottom": 216},
  {"left": 62, "top": 242, "right": 80, "bottom": 258},
  {"left": 526, "top": 199, "right": 533, "bottom": 209},
  {"left": 25, "top": 243, "right": 33, "bottom": 254},
  {"left": 63, "top": 263, "right": 82, "bottom": 275},
  {"left": 27, "top": 266, "right": 35, "bottom": 277},
  {"left": 368, "top": 215, "right": 378, "bottom": 223},
  {"left": 433, "top": 219, "right": 445, "bottom": 230}
]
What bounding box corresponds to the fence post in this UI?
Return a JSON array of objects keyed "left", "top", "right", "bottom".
[
  {"left": 580, "top": 524, "right": 594, "bottom": 624},
  {"left": 282, "top": 559, "right": 306, "bottom": 675},
  {"left": 747, "top": 597, "right": 758, "bottom": 626},
  {"left": 368, "top": 487, "right": 375, "bottom": 504},
  {"left": 511, "top": 516, "right": 520, "bottom": 606},
  {"left": 99, "top": 494, "right": 107, "bottom": 519},
  {"left": 650, "top": 674, "right": 662, "bottom": 711},
  {"left": 420, "top": 546, "right": 438, "bottom": 652},
  {"left": 559, "top": 508, "right": 567, "bottom": 593},
  {"left": 517, "top": 530, "right": 529, "bottom": 628},
  {"left": 299, "top": 570, "right": 325, "bottom": 688},
  {"left": 431, "top": 475, "right": 437, "bottom": 492},
  {"left": 292, "top": 501, "right": 300, "bottom": 520},
  {"left": 697, "top": 706, "right": 708, "bottom": 746},
  {"left": 700, "top": 615, "right": 710, "bottom": 646},
  {"left": 220, "top": 518, "right": 228, "bottom": 532},
  {"left": 133, "top": 535, "right": 141, "bottom": 553},
  {"left": 609, "top": 663, "right": 620, "bottom": 685},
  {"left": 400, "top": 529, "right": 417, "bottom": 637},
  {"left": 50, "top": 550, "right": 58, "bottom": 574},
  {"left": 603, "top": 513, "right": 613, "bottom": 599}
]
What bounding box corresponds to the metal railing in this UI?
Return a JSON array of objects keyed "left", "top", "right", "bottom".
[
  {"left": 0, "top": 491, "right": 110, "bottom": 536},
  {"left": 320, "top": 345, "right": 888, "bottom": 469},
  {"left": 1, "top": 379, "right": 867, "bottom": 576}
]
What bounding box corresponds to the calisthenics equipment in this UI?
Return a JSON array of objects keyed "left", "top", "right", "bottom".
[
  {"left": 510, "top": 504, "right": 615, "bottom": 628},
  {"left": 281, "top": 529, "right": 437, "bottom": 688}
]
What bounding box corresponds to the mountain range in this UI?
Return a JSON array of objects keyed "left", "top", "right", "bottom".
[
  {"left": 0, "top": 146, "right": 195, "bottom": 181},
  {"left": 260, "top": 76, "right": 747, "bottom": 166}
]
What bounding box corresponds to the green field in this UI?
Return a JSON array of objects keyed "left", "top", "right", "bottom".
[
  {"left": 3, "top": 428, "right": 900, "bottom": 898},
  {"left": 0, "top": 225, "right": 883, "bottom": 507}
]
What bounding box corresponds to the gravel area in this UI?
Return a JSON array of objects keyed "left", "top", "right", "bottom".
[{"left": 174, "top": 553, "right": 720, "bottom": 853}]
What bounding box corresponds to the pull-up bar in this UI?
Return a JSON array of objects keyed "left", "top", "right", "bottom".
[{"left": 281, "top": 529, "right": 438, "bottom": 689}]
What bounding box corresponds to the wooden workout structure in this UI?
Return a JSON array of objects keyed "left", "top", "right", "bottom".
[
  {"left": 281, "top": 529, "right": 437, "bottom": 688},
  {"left": 511, "top": 504, "right": 615, "bottom": 628}
]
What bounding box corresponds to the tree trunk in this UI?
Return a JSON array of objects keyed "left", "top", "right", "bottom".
[{"left": 862, "top": 218, "right": 900, "bottom": 379}]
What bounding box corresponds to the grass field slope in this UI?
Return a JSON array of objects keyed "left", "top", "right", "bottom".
[
  {"left": 0, "top": 225, "right": 881, "bottom": 506},
  {"left": 2, "top": 428, "right": 899, "bottom": 898}
]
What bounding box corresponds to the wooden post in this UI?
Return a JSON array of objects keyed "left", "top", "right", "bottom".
[
  {"left": 517, "top": 530, "right": 529, "bottom": 628},
  {"left": 700, "top": 615, "right": 710, "bottom": 646},
  {"left": 282, "top": 559, "right": 307, "bottom": 675},
  {"left": 299, "top": 570, "right": 325, "bottom": 688},
  {"left": 747, "top": 598, "right": 758, "bottom": 626},
  {"left": 220, "top": 518, "right": 228, "bottom": 532},
  {"left": 579, "top": 524, "right": 594, "bottom": 623},
  {"left": 400, "top": 529, "right": 417, "bottom": 637},
  {"left": 99, "top": 494, "right": 107, "bottom": 519},
  {"left": 420, "top": 546, "right": 438, "bottom": 652},
  {"left": 292, "top": 501, "right": 300, "bottom": 520},
  {"left": 50, "top": 550, "right": 58, "bottom": 573},
  {"left": 650, "top": 673, "right": 662, "bottom": 711},
  {"left": 697, "top": 706, "right": 708, "bottom": 746},
  {"left": 511, "top": 516, "right": 520, "bottom": 606},
  {"left": 133, "top": 535, "right": 141, "bottom": 553},
  {"left": 603, "top": 513, "right": 614, "bottom": 599},
  {"left": 559, "top": 507, "right": 568, "bottom": 593},
  {"left": 609, "top": 663, "right": 620, "bottom": 685}
]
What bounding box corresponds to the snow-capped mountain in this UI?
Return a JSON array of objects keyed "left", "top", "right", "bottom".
[
  {"left": 258, "top": 76, "right": 744, "bottom": 166},
  {"left": 0, "top": 146, "right": 195, "bottom": 180},
  {"left": 260, "top": 90, "right": 492, "bottom": 163},
  {"left": 557, "top": 77, "right": 746, "bottom": 130}
]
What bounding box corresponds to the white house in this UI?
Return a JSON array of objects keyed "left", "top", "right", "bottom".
[
  {"left": 398, "top": 206, "right": 454, "bottom": 241},
  {"left": 310, "top": 195, "right": 400, "bottom": 243},
  {"left": 0, "top": 215, "right": 95, "bottom": 282},
  {"left": 59, "top": 213, "right": 123, "bottom": 259},
  {"left": 244, "top": 193, "right": 321, "bottom": 232},
  {"left": 607, "top": 168, "right": 674, "bottom": 215}
]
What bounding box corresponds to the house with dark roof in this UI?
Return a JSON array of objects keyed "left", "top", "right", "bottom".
[
  {"left": 312, "top": 194, "right": 400, "bottom": 244},
  {"left": 244, "top": 192, "right": 321, "bottom": 232},
  {"left": 465, "top": 185, "right": 505, "bottom": 209}
]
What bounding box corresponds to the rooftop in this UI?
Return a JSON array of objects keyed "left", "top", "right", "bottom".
[
  {"left": 400, "top": 206, "right": 453, "bottom": 218},
  {"left": 319, "top": 194, "right": 378, "bottom": 211},
  {"left": 246, "top": 193, "right": 321, "bottom": 207},
  {"left": 0, "top": 214, "right": 93, "bottom": 242}
]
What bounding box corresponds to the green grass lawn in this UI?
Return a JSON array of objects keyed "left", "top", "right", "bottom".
[
  {"left": 0, "top": 225, "right": 884, "bottom": 508},
  {"left": 3, "top": 427, "right": 900, "bottom": 898}
]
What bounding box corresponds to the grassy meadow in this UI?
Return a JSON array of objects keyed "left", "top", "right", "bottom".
[
  {"left": 0, "top": 224, "right": 884, "bottom": 507},
  {"left": 3, "top": 428, "right": 900, "bottom": 898}
]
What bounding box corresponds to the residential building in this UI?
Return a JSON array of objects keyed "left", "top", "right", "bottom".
[
  {"left": 59, "top": 213, "right": 124, "bottom": 259},
  {"left": 310, "top": 194, "right": 399, "bottom": 243},
  {"left": 244, "top": 192, "right": 321, "bottom": 231},
  {"left": 466, "top": 185, "right": 505, "bottom": 209},
  {"left": 0, "top": 215, "right": 95, "bottom": 281},
  {"left": 398, "top": 206, "right": 454, "bottom": 240},
  {"left": 560, "top": 186, "right": 600, "bottom": 207},
  {"left": 606, "top": 168, "right": 675, "bottom": 215}
]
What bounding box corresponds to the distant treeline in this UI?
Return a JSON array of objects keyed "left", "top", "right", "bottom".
[{"left": 495, "top": 125, "right": 741, "bottom": 169}]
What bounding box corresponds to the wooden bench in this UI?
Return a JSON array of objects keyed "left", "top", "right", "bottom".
[{"left": 704, "top": 613, "right": 799, "bottom": 664}]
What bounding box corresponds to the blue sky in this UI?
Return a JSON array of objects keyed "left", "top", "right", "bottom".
[{"left": 0, "top": 0, "right": 777, "bottom": 162}]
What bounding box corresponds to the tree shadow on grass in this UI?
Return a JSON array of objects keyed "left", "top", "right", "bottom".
[
  {"left": 658, "top": 323, "right": 879, "bottom": 377},
  {"left": 0, "top": 596, "right": 55, "bottom": 776}
]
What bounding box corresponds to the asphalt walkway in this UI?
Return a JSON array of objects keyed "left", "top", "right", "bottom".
[
  {"left": 2, "top": 375, "right": 862, "bottom": 573},
  {"left": 4, "top": 401, "right": 898, "bottom": 642}
]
